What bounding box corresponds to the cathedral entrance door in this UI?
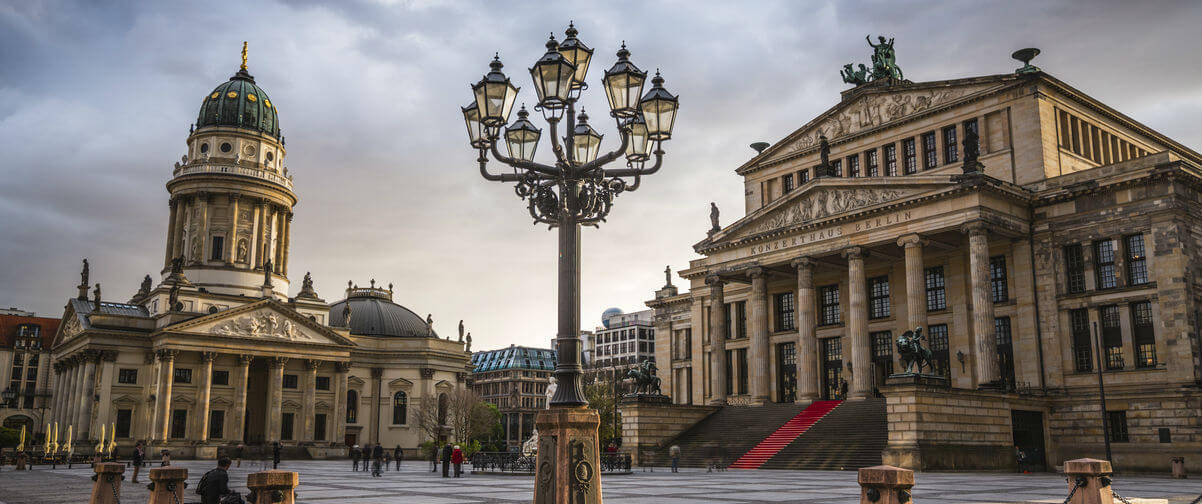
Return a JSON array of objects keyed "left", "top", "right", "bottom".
[
  {"left": 776, "top": 342, "right": 796, "bottom": 403},
  {"left": 244, "top": 361, "right": 269, "bottom": 444},
  {"left": 820, "top": 337, "right": 843, "bottom": 400}
]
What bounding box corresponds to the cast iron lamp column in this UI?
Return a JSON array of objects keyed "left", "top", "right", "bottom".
[{"left": 464, "top": 23, "right": 677, "bottom": 503}]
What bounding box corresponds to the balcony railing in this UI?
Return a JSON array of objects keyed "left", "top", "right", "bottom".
[
  {"left": 173, "top": 163, "right": 293, "bottom": 190},
  {"left": 469, "top": 451, "right": 632, "bottom": 474}
]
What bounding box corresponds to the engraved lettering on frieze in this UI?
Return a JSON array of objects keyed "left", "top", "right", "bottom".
[
  {"left": 746, "top": 210, "right": 914, "bottom": 256},
  {"left": 210, "top": 312, "right": 312, "bottom": 341},
  {"left": 745, "top": 188, "right": 905, "bottom": 236},
  {"left": 784, "top": 88, "right": 974, "bottom": 155}
]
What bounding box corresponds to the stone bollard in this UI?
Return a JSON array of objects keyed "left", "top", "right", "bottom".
[
  {"left": 247, "top": 469, "right": 299, "bottom": 504},
  {"left": 147, "top": 466, "right": 188, "bottom": 504},
  {"left": 1063, "top": 458, "right": 1114, "bottom": 504},
  {"left": 858, "top": 465, "right": 915, "bottom": 504},
  {"left": 1171, "top": 457, "right": 1187, "bottom": 479},
  {"left": 89, "top": 462, "right": 125, "bottom": 504}
]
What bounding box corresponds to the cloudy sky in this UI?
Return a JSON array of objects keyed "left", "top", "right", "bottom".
[{"left": 1, "top": 0, "right": 1199, "bottom": 350}]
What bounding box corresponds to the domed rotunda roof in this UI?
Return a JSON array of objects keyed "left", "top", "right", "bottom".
[
  {"left": 328, "top": 285, "right": 437, "bottom": 338},
  {"left": 195, "top": 63, "right": 280, "bottom": 139}
]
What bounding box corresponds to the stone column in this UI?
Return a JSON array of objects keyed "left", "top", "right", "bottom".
[
  {"left": 164, "top": 198, "right": 179, "bottom": 267},
  {"left": 793, "top": 257, "right": 819, "bottom": 401},
  {"left": 281, "top": 213, "right": 292, "bottom": 276},
  {"left": 898, "top": 234, "right": 927, "bottom": 331},
  {"left": 230, "top": 355, "right": 253, "bottom": 443},
  {"left": 706, "top": 275, "right": 727, "bottom": 405},
  {"left": 51, "top": 362, "right": 66, "bottom": 427},
  {"left": 64, "top": 359, "right": 79, "bottom": 435},
  {"left": 172, "top": 197, "right": 188, "bottom": 260},
  {"left": 844, "top": 247, "right": 871, "bottom": 399},
  {"left": 196, "top": 352, "right": 216, "bottom": 442},
  {"left": 199, "top": 193, "right": 211, "bottom": 262},
  {"left": 965, "top": 222, "right": 1000, "bottom": 386},
  {"left": 74, "top": 351, "right": 98, "bottom": 439},
  {"left": 138, "top": 351, "right": 156, "bottom": 440},
  {"left": 93, "top": 350, "right": 118, "bottom": 439},
  {"left": 747, "top": 267, "right": 770, "bottom": 405},
  {"left": 250, "top": 202, "right": 262, "bottom": 268},
  {"left": 267, "top": 357, "right": 287, "bottom": 442},
  {"left": 155, "top": 349, "right": 177, "bottom": 443},
  {"left": 227, "top": 194, "right": 240, "bottom": 264},
  {"left": 302, "top": 360, "right": 318, "bottom": 442},
  {"left": 333, "top": 362, "right": 350, "bottom": 445},
  {"left": 370, "top": 367, "right": 383, "bottom": 443}
]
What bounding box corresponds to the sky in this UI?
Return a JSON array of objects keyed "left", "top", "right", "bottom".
[{"left": 1, "top": 0, "right": 1200, "bottom": 351}]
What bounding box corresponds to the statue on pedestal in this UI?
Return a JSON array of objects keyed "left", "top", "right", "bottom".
[
  {"left": 708, "top": 202, "right": 720, "bottom": 235},
  {"left": 897, "top": 326, "right": 933, "bottom": 374},
  {"left": 625, "top": 359, "right": 662, "bottom": 395}
]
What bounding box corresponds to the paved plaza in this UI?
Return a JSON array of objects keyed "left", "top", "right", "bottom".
[{"left": 0, "top": 460, "right": 1198, "bottom": 503}]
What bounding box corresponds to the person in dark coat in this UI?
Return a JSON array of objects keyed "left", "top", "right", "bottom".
[
  {"left": 351, "top": 445, "right": 360, "bottom": 471},
  {"left": 197, "top": 458, "right": 233, "bottom": 504},
  {"left": 394, "top": 445, "right": 403, "bottom": 471},
  {"left": 440, "top": 443, "right": 452, "bottom": 478},
  {"left": 130, "top": 442, "right": 145, "bottom": 483},
  {"left": 430, "top": 443, "right": 438, "bottom": 472},
  {"left": 371, "top": 443, "right": 384, "bottom": 477},
  {"left": 272, "top": 442, "right": 281, "bottom": 469}
]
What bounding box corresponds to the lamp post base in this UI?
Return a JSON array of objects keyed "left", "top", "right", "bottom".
[{"left": 533, "top": 406, "right": 602, "bottom": 504}]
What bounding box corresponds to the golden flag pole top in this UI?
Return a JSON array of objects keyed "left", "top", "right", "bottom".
[{"left": 241, "top": 41, "right": 248, "bottom": 71}]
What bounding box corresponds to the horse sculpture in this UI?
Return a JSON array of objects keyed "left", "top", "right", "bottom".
[
  {"left": 897, "top": 326, "right": 934, "bottom": 374},
  {"left": 626, "top": 360, "right": 662, "bottom": 395}
]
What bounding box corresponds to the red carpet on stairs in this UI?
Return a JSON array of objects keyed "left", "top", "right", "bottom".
[{"left": 728, "top": 400, "right": 842, "bottom": 469}]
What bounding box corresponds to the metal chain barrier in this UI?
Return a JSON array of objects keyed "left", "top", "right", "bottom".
[
  {"left": 1190, "top": 492, "right": 1202, "bottom": 504},
  {"left": 1110, "top": 490, "right": 1134, "bottom": 504},
  {"left": 1062, "top": 476, "right": 1086, "bottom": 504},
  {"left": 109, "top": 474, "right": 122, "bottom": 504}
]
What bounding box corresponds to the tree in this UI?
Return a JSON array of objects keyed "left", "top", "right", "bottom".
[
  {"left": 415, "top": 389, "right": 501, "bottom": 447},
  {"left": 414, "top": 395, "right": 444, "bottom": 444},
  {"left": 585, "top": 378, "right": 621, "bottom": 442}
]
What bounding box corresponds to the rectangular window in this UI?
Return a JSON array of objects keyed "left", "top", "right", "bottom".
[
  {"left": 281, "top": 412, "right": 294, "bottom": 441},
  {"left": 1131, "top": 301, "right": 1157, "bottom": 368},
  {"left": 865, "top": 149, "right": 879, "bottom": 177},
  {"left": 210, "top": 235, "right": 224, "bottom": 261},
  {"left": 1065, "top": 244, "right": 1086, "bottom": 294},
  {"left": 737, "top": 348, "right": 749, "bottom": 395},
  {"left": 316, "top": 376, "right": 331, "bottom": 391},
  {"left": 884, "top": 144, "right": 898, "bottom": 176},
  {"left": 1094, "top": 239, "right": 1118, "bottom": 289},
  {"left": 118, "top": 368, "right": 138, "bottom": 384},
  {"left": 1108, "top": 411, "right": 1129, "bottom": 443},
  {"left": 995, "top": 317, "right": 1015, "bottom": 387},
  {"left": 871, "top": 330, "right": 893, "bottom": 371},
  {"left": 782, "top": 174, "right": 794, "bottom": 194},
  {"left": 1125, "top": 234, "right": 1148, "bottom": 285},
  {"left": 964, "top": 118, "right": 980, "bottom": 153},
  {"left": 170, "top": 409, "right": 188, "bottom": 439},
  {"left": 1100, "top": 305, "right": 1124, "bottom": 370},
  {"left": 115, "top": 409, "right": 132, "bottom": 438},
  {"left": 928, "top": 324, "right": 950, "bottom": 378},
  {"left": 1071, "top": 309, "right": 1093, "bottom": 372},
  {"left": 990, "top": 255, "right": 1009, "bottom": 302},
  {"left": 724, "top": 349, "right": 733, "bottom": 395},
  {"left": 903, "top": 138, "right": 917, "bottom": 174},
  {"left": 925, "top": 266, "right": 946, "bottom": 311},
  {"left": 211, "top": 370, "right": 229, "bottom": 386},
  {"left": 775, "top": 292, "right": 796, "bottom": 332},
  {"left": 830, "top": 159, "right": 842, "bottom": 177},
  {"left": 283, "top": 374, "right": 298, "bottom": 389},
  {"left": 819, "top": 285, "right": 840, "bottom": 326},
  {"left": 847, "top": 154, "right": 860, "bottom": 177},
  {"left": 735, "top": 301, "right": 747, "bottom": 339},
  {"left": 209, "top": 410, "right": 225, "bottom": 440},
  {"left": 173, "top": 368, "right": 192, "bottom": 384},
  {"left": 943, "top": 126, "right": 959, "bottom": 163},
  {"left": 922, "top": 132, "right": 938, "bottom": 169},
  {"left": 868, "top": 276, "right": 890, "bottom": 319},
  {"left": 799, "top": 169, "right": 809, "bottom": 184},
  {"left": 314, "top": 414, "right": 327, "bottom": 441}
]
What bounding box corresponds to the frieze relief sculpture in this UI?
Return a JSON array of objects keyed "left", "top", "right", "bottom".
[
  {"left": 210, "top": 311, "right": 312, "bottom": 341},
  {"left": 782, "top": 87, "right": 972, "bottom": 157},
  {"left": 62, "top": 316, "right": 82, "bottom": 339},
  {"left": 742, "top": 187, "right": 906, "bottom": 237}
]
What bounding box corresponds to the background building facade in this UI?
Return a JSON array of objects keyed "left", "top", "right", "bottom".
[
  {"left": 470, "top": 345, "right": 555, "bottom": 449},
  {"left": 0, "top": 311, "right": 58, "bottom": 440}
]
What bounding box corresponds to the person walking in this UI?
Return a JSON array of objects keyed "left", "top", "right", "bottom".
[
  {"left": 130, "top": 442, "right": 145, "bottom": 483},
  {"left": 429, "top": 443, "right": 438, "bottom": 472},
  {"left": 394, "top": 445, "right": 403, "bottom": 471},
  {"left": 451, "top": 445, "right": 464, "bottom": 478},
  {"left": 383, "top": 452, "right": 391, "bottom": 472},
  {"left": 351, "top": 445, "right": 360, "bottom": 472},
  {"left": 235, "top": 443, "right": 245, "bottom": 468},
  {"left": 440, "top": 443, "right": 452, "bottom": 478},
  {"left": 271, "top": 442, "right": 281, "bottom": 469},
  {"left": 196, "top": 457, "right": 233, "bottom": 504},
  {"left": 670, "top": 444, "right": 681, "bottom": 473},
  {"left": 160, "top": 448, "right": 171, "bottom": 467},
  {"left": 372, "top": 443, "right": 384, "bottom": 477}
]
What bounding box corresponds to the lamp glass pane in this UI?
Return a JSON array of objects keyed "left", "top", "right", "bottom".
[
  {"left": 506, "top": 128, "right": 540, "bottom": 162},
  {"left": 462, "top": 105, "right": 483, "bottom": 145},
  {"left": 641, "top": 98, "right": 678, "bottom": 140},
  {"left": 625, "top": 120, "right": 650, "bottom": 160}
]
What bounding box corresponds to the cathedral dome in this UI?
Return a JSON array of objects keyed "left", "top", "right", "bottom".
[
  {"left": 195, "top": 68, "right": 280, "bottom": 139},
  {"left": 328, "top": 287, "right": 436, "bottom": 338}
]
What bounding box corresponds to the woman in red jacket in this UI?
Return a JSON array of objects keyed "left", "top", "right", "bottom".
[{"left": 451, "top": 445, "right": 464, "bottom": 478}]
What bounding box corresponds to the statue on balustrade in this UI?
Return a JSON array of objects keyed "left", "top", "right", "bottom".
[
  {"left": 896, "top": 326, "right": 934, "bottom": 374},
  {"left": 625, "top": 359, "right": 663, "bottom": 396}
]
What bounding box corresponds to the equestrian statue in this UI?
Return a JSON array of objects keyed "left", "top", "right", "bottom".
[
  {"left": 897, "top": 326, "right": 934, "bottom": 374},
  {"left": 626, "top": 359, "right": 662, "bottom": 395}
]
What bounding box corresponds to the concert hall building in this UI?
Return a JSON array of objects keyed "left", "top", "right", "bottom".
[{"left": 645, "top": 49, "right": 1202, "bottom": 472}]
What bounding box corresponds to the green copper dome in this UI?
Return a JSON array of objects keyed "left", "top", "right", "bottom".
[{"left": 195, "top": 68, "right": 280, "bottom": 138}]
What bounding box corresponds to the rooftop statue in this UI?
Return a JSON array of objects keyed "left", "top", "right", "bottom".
[
  {"left": 458, "top": 319, "right": 465, "bottom": 342},
  {"left": 841, "top": 35, "right": 904, "bottom": 86},
  {"left": 962, "top": 126, "right": 983, "bottom": 173},
  {"left": 262, "top": 259, "right": 273, "bottom": 288},
  {"left": 80, "top": 258, "right": 89, "bottom": 286},
  {"left": 302, "top": 272, "right": 314, "bottom": 291},
  {"left": 664, "top": 265, "right": 673, "bottom": 288},
  {"left": 709, "top": 202, "right": 720, "bottom": 235}
]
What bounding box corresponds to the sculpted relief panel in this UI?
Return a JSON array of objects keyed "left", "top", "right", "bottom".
[
  {"left": 740, "top": 188, "right": 907, "bottom": 238},
  {"left": 210, "top": 311, "right": 313, "bottom": 342}
]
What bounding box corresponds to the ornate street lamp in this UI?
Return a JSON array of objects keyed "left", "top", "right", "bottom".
[
  {"left": 466, "top": 23, "right": 678, "bottom": 501},
  {"left": 1, "top": 386, "right": 15, "bottom": 407}
]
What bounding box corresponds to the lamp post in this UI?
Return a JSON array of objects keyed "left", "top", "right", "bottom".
[
  {"left": 464, "top": 23, "right": 678, "bottom": 502},
  {"left": 0, "top": 386, "right": 15, "bottom": 408}
]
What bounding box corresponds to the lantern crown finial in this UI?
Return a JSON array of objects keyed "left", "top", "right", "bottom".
[
  {"left": 651, "top": 69, "right": 664, "bottom": 87},
  {"left": 566, "top": 21, "right": 577, "bottom": 38},
  {"left": 546, "top": 34, "right": 558, "bottom": 51},
  {"left": 490, "top": 53, "right": 503, "bottom": 71},
  {"left": 617, "top": 41, "right": 630, "bottom": 60}
]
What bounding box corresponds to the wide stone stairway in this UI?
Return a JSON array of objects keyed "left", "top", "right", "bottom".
[{"left": 653, "top": 398, "right": 887, "bottom": 471}]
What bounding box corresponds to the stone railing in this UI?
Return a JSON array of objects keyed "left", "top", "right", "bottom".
[
  {"left": 174, "top": 163, "right": 294, "bottom": 190},
  {"left": 469, "top": 451, "right": 632, "bottom": 475}
]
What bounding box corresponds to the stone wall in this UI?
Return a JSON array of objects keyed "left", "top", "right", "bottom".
[
  {"left": 1050, "top": 385, "right": 1202, "bottom": 472},
  {"left": 618, "top": 398, "right": 717, "bottom": 466}
]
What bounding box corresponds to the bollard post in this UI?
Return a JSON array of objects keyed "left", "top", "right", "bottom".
[
  {"left": 1063, "top": 458, "right": 1114, "bottom": 504},
  {"left": 247, "top": 469, "right": 299, "bottom": 504},
  {"left": 89, "top": 462, "right": 125, "bottom": 504},
  {"left": 147, "top": 466, "right": 188, "bottom": 504},
  {"left": 1171, "top": 457, "right": 1187, "bottom": 479},
  {"left": 858, "top": 465, "right": 915, "bottom": 504}
]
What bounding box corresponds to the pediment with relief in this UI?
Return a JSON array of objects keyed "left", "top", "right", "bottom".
[{"left": 165, "top": 300, "right": 354, "bottom": 347}]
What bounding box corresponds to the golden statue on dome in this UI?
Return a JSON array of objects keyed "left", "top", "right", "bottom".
[{"left": 240, "top": 41, "right": 248, "bottom": 70}]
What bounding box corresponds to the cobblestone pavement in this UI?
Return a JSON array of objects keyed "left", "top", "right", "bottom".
[{"left": 0, "top": 460, "right": 1198, "bottom": 503}]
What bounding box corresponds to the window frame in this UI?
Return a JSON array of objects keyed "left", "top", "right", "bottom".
[
  {"left": 990, "top": 255, "right": 1009, "bottom": 303},
  {"left": 774, "top": 292, "right": 796, "bottom": 332},
  {"left": 903, "top": 138, "right": 917, "bottom": 174},
  {"left": 865, "top": 149, "right": 879, "bottom": 177},
  {"left": 1094, "top": 239, "right": 1118, "bottom": 290},
  {"left": 868, "top": 276, "right": 891, "bottom": 320},
  {"left": 925, "top": 265, "right": 946, "bottom": 312},
  {"left": 819, "top": 285, "right": 841, "bottom": 326},
  {"left": 1065, "top": 244, "right": 1086, "bottom": 294},
  {"left": 921, "top": 131, "right": 938, "bottom": 170},
  {"left": 942, "top": 125, "right": 959, "bottom": 164},
  {"left": 1125, "top": 234, "right": 1148, "bottom": 285}
]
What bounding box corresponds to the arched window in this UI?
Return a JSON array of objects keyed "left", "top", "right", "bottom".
[
  {"left": 437, "top": 393, "right": 448, "bottom": 425},
  {"left": 392, "top": 391, "right": 407, "bottom": 425},
  {"left": 346, "top": 389, "right": 358, "bottom": 424}
]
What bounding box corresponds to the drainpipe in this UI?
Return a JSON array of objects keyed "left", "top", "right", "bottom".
[{"left": 1028, "top": 224, "right": 1047, "bottom": 392}]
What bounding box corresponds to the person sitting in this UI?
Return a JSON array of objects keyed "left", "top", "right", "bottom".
[{"left": 196, "top": 457, "right": 233, "bottom": 504}]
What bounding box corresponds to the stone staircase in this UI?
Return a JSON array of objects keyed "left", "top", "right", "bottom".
[
  {"left": 644, "top": 403, "right": 807, "bottom": 468},
  {"left": 728, "top": 400, "right": 841, "bottom": 469},
  {"left": 757, "top": 398, "right": 888, "bottom": 470}
]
